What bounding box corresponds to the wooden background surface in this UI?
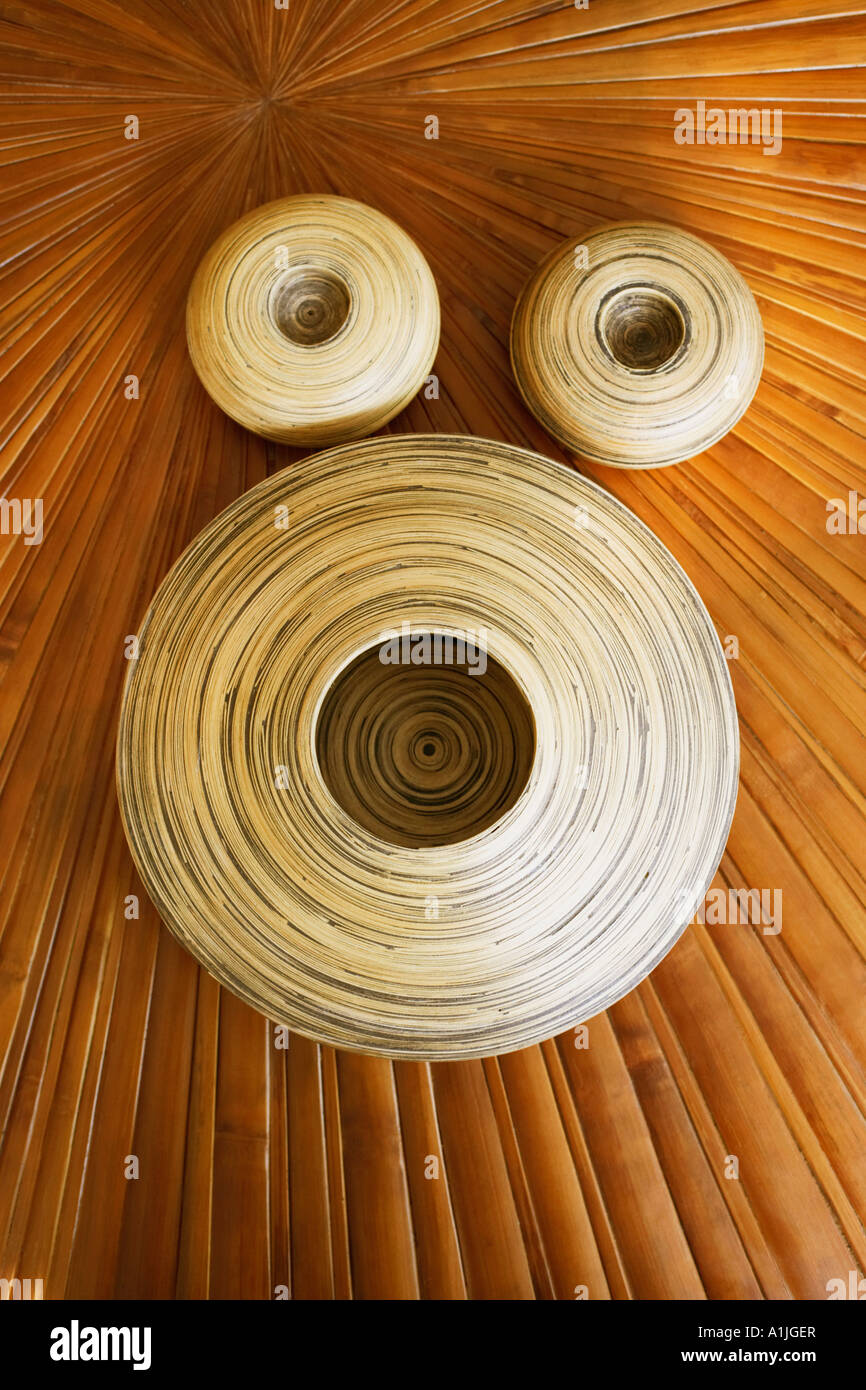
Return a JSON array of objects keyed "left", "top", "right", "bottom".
[{"left": 1, "top": 0, "right": 865, "bottom": 1299}]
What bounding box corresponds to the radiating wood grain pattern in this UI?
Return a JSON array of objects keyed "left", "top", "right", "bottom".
[{"left": 1, "top": 0, "right": 864, "bottom": 1299}]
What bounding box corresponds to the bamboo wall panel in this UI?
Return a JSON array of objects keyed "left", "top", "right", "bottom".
[{"left": 0, "top": 0, "right": 864, "bottom": 1299}]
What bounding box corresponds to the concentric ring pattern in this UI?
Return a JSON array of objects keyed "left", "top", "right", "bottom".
[
  {"left": 315, "top": 637, "right": 538, "bottom": 849},
  {"left": 510, "top": 222, "right": 765, "bottom": 467},
  {"left": 116, "top": 436, "right": 738, "bottom": 1059},
  {"left": 1, "top": 0, "right": 865, "bottom": 1301},
  {"left": 186, "top": 195, "right": 440, "bottom": 443}
]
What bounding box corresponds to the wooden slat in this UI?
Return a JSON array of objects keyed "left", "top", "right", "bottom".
[
  {"left": 337, "top": 1053, "right": 419, "bottom": 1299},
  {"left": 287, "top": 1037, "right": 335, "bottom": 1299},
  {"left": 393, "top": 1061, "right": 467, "bottom": 1299},
  {"left": 209, "top": 988, "right": 270, "bottom": 1300}
]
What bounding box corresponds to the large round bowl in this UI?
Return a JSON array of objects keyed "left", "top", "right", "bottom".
[
  {"left": 186, "top": 194, "right": 440, "bottom": 445},
  {"left": 510, "top": 221, "right": 764, "bottom": 468},
  {"left": 116, "top": 435, "right": 739, "bottom": 1059}
]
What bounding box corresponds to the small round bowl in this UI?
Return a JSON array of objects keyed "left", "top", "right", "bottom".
[
  {"left": 186, "top": 195, "right": 440, "bottom": 445},
  {"left": 510, "top": 221, "right": 764, "bottom": 468}
]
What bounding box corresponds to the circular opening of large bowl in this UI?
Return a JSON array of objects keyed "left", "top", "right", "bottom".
[{"left": 315, "top": 631, "right": 536, "bottom": 848}]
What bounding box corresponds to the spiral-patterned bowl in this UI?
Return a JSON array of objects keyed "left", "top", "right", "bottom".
[
  {"left": 116, "top": 435, "right": 739, "bottom": 1059},
  {"left": 186, "top": 194, "right": 440, "bottom": 445},
  {"left": 510, "top": 221, "right": 764, "bottom": 468}
]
